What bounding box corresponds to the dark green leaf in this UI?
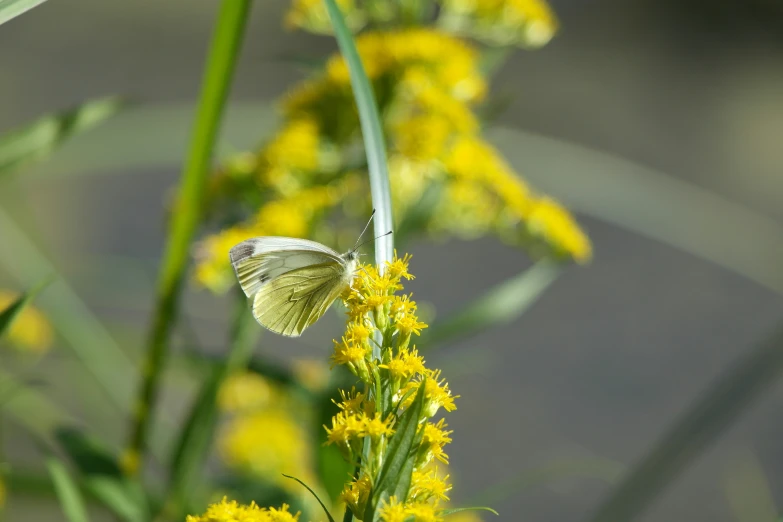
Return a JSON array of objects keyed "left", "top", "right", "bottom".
[
  {"left": 420, "top": 261, "right": 562, "bottom": 349},
  {"left": 47, "top": 457, "right": 91, "bottom": 522},
  {"left": 0, "top": 97, "right": 125, "bottom": 176},
  {"left": 440, "top": 506, "right": 499, "bottom": 517},
  {"left": 324, "top": 0, "right": 394, "bottom": 266},
  {"left": 283, "top": 474, "right": 336, "bottom": 522},
  {"left": 587, "top": 322, "right": 783, "bottom": 522},
  {"left": 315, "top": 368, "right": 356, "bottom": 502},
  {"left": 0, "top": 277, "right": 51, "bottom": 339},
  {"left": 364, "top": 380, "right": 426, "bottom": 521},
  {"left": 0, "top": 0, "right": 48, "bottom": 27},
  {"left": 55, "top": 428, "right": 150, "bottom": 522}
]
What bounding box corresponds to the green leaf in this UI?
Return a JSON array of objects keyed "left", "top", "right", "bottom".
[
  {"left": 314, "top": 369, "right": 356, "bottom": 503},
  {"left": 586, "top": 322, "right": 783, "bottom": 522},
  {"left": 440, "top": 506, "right": 499, "bottom": 517},
  {"left": 364, "top": 380, "right": 426, "bottom": 522},
  {"left": 420, "top": 261, "right": 562, "bottom": 349},
  {"left": 323, "top": 0, "right": 394, "bottom": 267},
  {"left": 488, "top": 126, "right": 783, "bottom": 296},
  {"left": 0, "top": 0, "right": 48, "bottom": 27},
  {"left": 0, "top": 277, "right": 51, "bottom": 338},
  {"left": 166, "top": 303, "right": 259, "bottom": 517},
  {"left": 55, "top": 428, "right": 150, "bottom": 522},
  {"left": 47, "top": 457, "right": 91, "bottom": 522},
  {"left": 0, "top": 97, "right": 125, "bottom": 176},
  {"left": 283, "top": 474, "right": 337, "bottom": 522}
]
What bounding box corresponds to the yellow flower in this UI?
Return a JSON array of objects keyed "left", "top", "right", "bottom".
[
  {"left": 0, "top": 290, "right": 53, "bottom": 354},
  {"left": 186, "top": 497, "right": 299, "bottom": 522},
  {"left": 339, "top": 475, "right": 373, "bottom": 516},
  {"left": 218, "top": 409, "right": 311, "bottom": 486},
  {"left": 411, "top": 468, "right": 452, "bottom": 502},
  {"left": 286, "top": 0, "right": 365, "bottom": 34},
  {"left": 386, "top": 253, "right": 414, "bottom": 281},
  {"left": 378, "top": 496, "right": 409, "bottom": 522},
  {"left": 217, "top": 372, "right": 272, "bottom": 413},
  {"left": 395, "top": 314, "right": 428, "bottom": 337},
  {"left": 527, "top": 197, "right": 592, "bottom": 262},
  {"left": 420, "top": 419, "right": 453, "bottom": 465}
]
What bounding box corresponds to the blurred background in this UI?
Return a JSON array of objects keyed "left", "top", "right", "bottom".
[{"left": 1, "top": 0, "right": 783, "bottom": 520}]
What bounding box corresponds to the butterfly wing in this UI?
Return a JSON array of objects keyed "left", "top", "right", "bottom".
[
  {"left": 229, "top": 237, "right": 342, "bottom": 298},
  {"left": 251, "top": 261, "right": 350, "bottom": 337}
]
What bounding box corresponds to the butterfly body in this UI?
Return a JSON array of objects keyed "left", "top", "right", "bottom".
[{"left": 229, "top": 237, "right": 359, "bottom": 337}]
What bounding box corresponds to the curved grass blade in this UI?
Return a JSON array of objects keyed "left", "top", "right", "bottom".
[
  {"left": 0, "top": 0, "right": 47, "bottom": 27},
  {"left": 420, "top": 261, "right": 562, "bottom": 349},
  {"left": 47, "top": 457, "right": 91, "bottom": 522},
  {"left": 283, "top": 474, "right": 336, "bottom": 522},
  {"left": 586, "top": 322, "right": 783, "bottom": 522},
  {"left": 489, "top": 126, "right": 783, "bottom": 295},
  {"left": 0, "top": 277, "right": 51, "bottom": 338},
  {"left": 440, "top": 506, "right": 499, "bottom": 517},
  {"left": 0, "top": 207, "right": 136, "bottom": 409},
  {"left": 0, "top": 97, "right": 125, "bottom": 176},
  {"left": 323, "top": 0, "right": 394, "bottom": 268}
]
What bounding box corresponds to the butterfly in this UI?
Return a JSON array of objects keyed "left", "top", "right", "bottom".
[{"left": 229, "top": 212, "right": 387, "bottom": 337}]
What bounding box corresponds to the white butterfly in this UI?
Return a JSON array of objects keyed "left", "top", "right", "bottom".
[{"left": 229, "top": 214, "right": 384, "bottom": 337}]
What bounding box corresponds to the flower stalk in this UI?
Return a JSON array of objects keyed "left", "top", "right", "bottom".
[{"left": 125, "top": 0, "right": 252, "bottom": 476}]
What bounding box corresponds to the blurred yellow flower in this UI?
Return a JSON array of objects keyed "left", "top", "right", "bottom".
[
  {"left": 218, "top": 409, "right": 313, "bottom": 489},
  {"left": 217, "top": 372, "right": 272, "bottom": 413},
  {"left": 186, "top": 497, "right": 299, "bottom": 522},
  {"left": 438, "top": 0, "right": 558, "bottom": 48},
  {"left": 285, "top": 0, "right": 365, "bottom": 34},
  {"left": 0, "top": 291, "right": 53, "bottom": 354}
]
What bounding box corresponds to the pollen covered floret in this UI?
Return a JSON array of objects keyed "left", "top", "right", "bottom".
[{"left": 185, "top": 497, "right": 299, "bottom": 522}]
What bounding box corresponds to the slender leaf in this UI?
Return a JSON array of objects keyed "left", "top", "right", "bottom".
[
  {"left": 0, "top": 97, "right": 125, "bottom": 176},
  {"left": 47, "top": 457, "right": 91, "bottom": 522},
  {"left": 0, "top": 0, "right": 47, "bottom": 27},
  {"left": 283, "top": 474, "right": 337, "bottom": 522},
  {"left": 127, "top": 0, "right": 252, "bottom": 474},
  {"left": 324, "top": 0, "right": 394, "bottom": 267},
  {"left": 0, "top": 277, "right": 50, "bottom": 338},
  {"left": 489, "top": 126, "right": 783, "bottom": 295},
  {"left": 165, "top": 303, "right": 258, "bottom": 518},
  {"left": 440, "top": 506, "right": 499, "bottom": 517},
  {"left": 0, "top": 207, "right": 136, "bottom": 410},
  {"left": 586, "top": 322, "right": 783, "bottom": 522},
  {"left": 364, "top": 380, "right": 426, "bottom": 521},
  {"left": 56, "top": 428, "right": 150, "bottom": 522},
  {"left": 420, "top": 261, "right": 562, "bottom": 349}
]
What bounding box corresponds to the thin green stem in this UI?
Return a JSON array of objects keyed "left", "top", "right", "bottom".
[{"left": 125, "top": 0, "right": 252, "bottom": 476}]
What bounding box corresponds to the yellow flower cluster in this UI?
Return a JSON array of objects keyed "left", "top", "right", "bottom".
[
  {"left": 286, "top": 0, "right": 365, "bottom": 34},
  {"left": 327, "top": 254, "right": 457, "bottom": 521},
  {"left": 0, "top": 290, "right": 53, "bottom": 354},
  {"left": 437, "top": 0, "right": 558, "bottom": 47},
  {"left": 186, "top": 497, "right": 299, "bottom": 522},
  {"left": 217, "top": 373, "right": 316, "bottom": 492},
  {"left": 198, "top": 14, "right": 590, "bottom": 294}
]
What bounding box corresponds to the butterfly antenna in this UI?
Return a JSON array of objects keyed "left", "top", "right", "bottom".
[
  {"left": 352, "top": 209, "right": 376, "bottom": 251},
  {"left": 354, "top": 230, "right": 392, "bottom": 252}
]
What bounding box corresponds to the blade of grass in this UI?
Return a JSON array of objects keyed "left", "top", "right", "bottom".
[
  {"left": 488, "top": 126, "right": 783, "bottom": 295},
  {"left": 586, "top": 321, "right": 783, "bottom": 522},
  {"left": 0, "top": 97, "right": 125, "bottom": 176},
  {"left": 46, "top": 457, "right": 91, "bottom": 522},
  {"left": 324, "top": 0, "right": 394, "bottom": 268},
  {"left": 0, "top": 0, "right": 47, "bottom": 26},
  {"left": 0, "top": 207, "right": 136, "bottom": 409},
  {"left": 126, "top": 0, "right": 252, "bottom": 476},
  {"left": 420, "top": 261, "right": 562, "bottom": 349}
]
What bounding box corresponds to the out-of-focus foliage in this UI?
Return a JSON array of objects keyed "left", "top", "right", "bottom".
[
  {"left": 0, "top": 289, "right": 53, "bottom": 354},
  {"left": 196, "top": 2, "right": 589, "bottom": 293}
]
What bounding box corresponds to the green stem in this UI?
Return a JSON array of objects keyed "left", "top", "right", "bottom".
[{"left": 126, "top": 0, "right": 252, "bottom": 476}]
